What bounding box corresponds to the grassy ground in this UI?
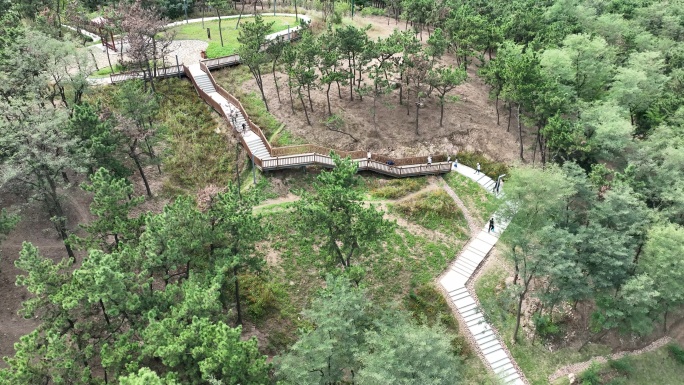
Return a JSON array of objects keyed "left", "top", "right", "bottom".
[
  {"left": 562, "top": 346, "right": 684, "bottom": 385},
  {"left": 475, "top": 264, "right": 613, "bottom": 385},
  {"left": 256, "top": 204, "right": 504, "bottom": 382},
  {"left": 213, "top": 65, "right": 306, "bottom": 145},
  {"left": 168, "top": 16, "right": 296, "bottom": 58},
  {"left": 391, "top": 189, "right": 469, "bottom": 240},
  {"left": 154, "top": 78, "right": 236, "bottom": 193},
  {"left": 443, "top": 172, "right": 502, "bottom": 222},
  {"left": 368, "top": 177, "right": 427, "bottom": 199}
]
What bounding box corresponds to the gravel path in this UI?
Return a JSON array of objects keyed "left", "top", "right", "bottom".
[{"left": 87, "top": 39, "right": 208, "bottom": 71}]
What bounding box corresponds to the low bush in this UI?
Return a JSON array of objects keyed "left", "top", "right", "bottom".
[
  {"left": 405, "top": 283, "right": 470, "bottom": 357},
  {"left": 370, "top": 177, "right": 426, "bottom": 199},
  {"left": 360, "top": 6, "right": 387, "bottom": 16},
  {"left": 532, "top": 313, "right": 561, "bottom": 340},
  {"left": 668, "top": 343, "right": 684, "bottom": 364},
  {"left": 608, "top": 356, "right": 634, "bottom": 376},
  {"left": 393, "top": 189, "right": 467, "bottom": 236},
  {"left": 578, "top": 361, "right": 602, "bottom": 385}
]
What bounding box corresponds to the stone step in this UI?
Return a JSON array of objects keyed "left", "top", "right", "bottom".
[
  {"left": 454, "top": 295, "right": 475, "bottom": 310},
  {"left": 450, "top": 290, "right": 471, "bottom": 302},
  {"left": 473, "top": 329, "right": 494, "bottom": 343},
  {"left": 448, "top": 286, "right": 468, "bottom": 296},
  {"left": 501, "top": 369, "right": 520, "bottom": 383},
  {"left": 494, "top": 362, "right": 515, "bottom": 375},
  {"left": 475, "top": 333, "right": 498, "bottom": 347},
  {"left": 458, "top": 302, "right": 477, "bottom": 313},
  {"left": 465, "top": 315, "right": 485, "bottom": 328},
  {"left": 452, "top": 260, "right": 476, "bottom": 274},
  {"left": 461, "top": 311, "right": 484, "bottom": 323},
  {"left": 488, "top": 353, "right": 511, "bottom": 370},
  {"left": 478, "top": 337, "right": 500, "bottom": 351},
  {"left": 456, "top": 256, "right": 479, "bottom": 270},
  {"left": 481, "top": 343, "right": 502, "bottom": 356},
  {"left": 450, "top": 263, "right": 473, "bottom": 277}
]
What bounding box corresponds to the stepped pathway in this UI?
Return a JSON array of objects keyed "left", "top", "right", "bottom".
[
  {"left": 187, "top": 63, "right": 272, "bottom": 161},
  {"left": 439, "top": 165, "right": 528, "bottom": 385}
]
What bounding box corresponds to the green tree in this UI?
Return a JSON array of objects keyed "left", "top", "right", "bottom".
[
  {"left": 295, "top": 154, "right": 394, "bottom": 280},
  {"left": 118, "top": 368, "right": 178, "bottom": 385},
  {"left": 501, "top": 165, "right": 576, "bottom": 342},
  {"left": 610, "top": 51, "right": 669, "bottom": 127},
  {"left": 79, "top": 168, "right": 145, "bottom": 251},
  {"left": 0, "top": 106, "right": 88, "bottom": 261},
  {"left": 428, "top": 66, "right": 467, "bottom": 127},
  {"left": 638, "top": 223, "right": 684, "bottom": 331},
  {"left": 276, "top": 275, "right": 372, "bottom": 384},
  {"left": 358, "top": 312, "right": 463, "bottom": 385},
  {"left": 540, "top": 33, "right": 616, "bottom": 102},
  {"left": 143, "top": 317, "right": 269, "bottom": 384},
  {"left": 238, "top": 14, "right": 275, "bottom": 111}
]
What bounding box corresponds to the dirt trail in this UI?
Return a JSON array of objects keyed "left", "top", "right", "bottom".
[
  {"left": 548, "top": 336, "right": 673, "bottom": 383},
  {"left": 438, "top": 176, "right": 480, "bottom": 235}
]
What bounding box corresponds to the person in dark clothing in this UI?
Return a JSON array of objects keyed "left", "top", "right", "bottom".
[
  {"left": 488, "top": 217, "right": 495, "bottom": 233},
  {"left": 241, "top": 123, "right": 247, "bottom": 135}
]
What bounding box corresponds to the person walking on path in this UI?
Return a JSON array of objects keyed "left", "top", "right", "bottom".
[
  {"left": 488, "top": 217, "right": 495, "bottom": 233},
  {"left": 447, "top": 155, "right": 451, "bottom": 163},
  {"left": 453, "top": 157, "right": 458, "bottom": 168},
  {"left": 367, "top": 151, "right": 372, "bottom": 160},
  {"left": 476, "top": 162, "right": 481, "bottom": 174},
  {"left": 241, "top": 123, "right": 247, "bottom": 136},
  {"left": 231, "top": 110, "right": 238, "bottom": 128},
  {"left": 427, "top": 155, "right": 432, "bottom": 165}
]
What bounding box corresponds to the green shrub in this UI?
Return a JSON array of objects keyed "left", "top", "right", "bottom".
[
  {"left": 608, "top": 356, "right": 634, "bottom": 376},
  {"left": 392, "top": 189, "right": 467, "bottom": 236},
  {"left": 605, "top": 378, "right": 627, "bottom": 385},
  {"left": 239, "top": 273, "right": 285, "bottom": 324},
  {"left": 370, "top": 177, "right": 427, "bottom": 199},
  {"left": 578, "top": 361, "right": 602, "bottom": 385},
  {"left": 405, "top": 284, "right": 470, "bottom": 357},
  {"left": 532, "top": 313, "right": 561, "bottom": 339},
  {"left": 668, "top": 343, "right": 684, "bottom": 364},
  {"left": 455, "top": 151, "right": 509, "bottom": 180},
  {"left": 361, "top": 6, "right": 387, "bottom": 16}
]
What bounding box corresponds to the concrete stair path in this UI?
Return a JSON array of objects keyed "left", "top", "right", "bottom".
[
  {"left": 439, "top": 165, "right": 526, "bottom": 385},
  {"left": 188, "top": 63, "right": 272, "bottom": 161}
]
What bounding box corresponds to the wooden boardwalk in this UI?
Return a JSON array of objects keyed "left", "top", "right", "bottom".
[{"left": 185, "top": 63, "right": 451, "bottom": 176}]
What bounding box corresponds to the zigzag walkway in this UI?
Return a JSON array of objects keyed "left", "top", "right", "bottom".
[
  {"left": 440, "top": 165, "right": 528, "bottom": 385},
  {"left": 185, "top": 63, "right": 452, "bottom": 176}
]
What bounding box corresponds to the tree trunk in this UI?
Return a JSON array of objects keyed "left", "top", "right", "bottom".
[
  {"left": 326, "top": 83, "right": 332, "bottom": 116},
  {"left": 217, "top": 9, "right": 224, "bottom": 46},
  {"left": 495, "top": 93, "right": 500, "bottom": 125},
  {"left": 234, "top": 265, "right": 243, "bottom": 325},
  {"left": 99, "top": 299, "right": 111, "bottom": 326},
  {"left": 294, "top": 0, "right": 298, "bottom": 21},
  {"left": 507, "top": 102, "right": 512, "bottom": 132},
  {"left": 236, "top": 2, "right": 247, "bottom": 30},
  {"left": 517, "top": 105, "right": 524, "bottom": 160},
  {"left": 514, "top": 290, "right": 526, "bottom": 343},
  {"left": 307, "top": 84, "right": 314, "bottom": 112},
  {"left": 299, "top": 91, "right": 311, "bottom": 125},
  {"left": 130, "top": 146, "right": 152, "bottom": 197},
  {"left": 43, "top": 174, "right": 76, "bottom": 261},
  {"left": 272, "top": 63, "right": 281, "bottom": 103},
  {"left": 415, "top": 102, "right": 420, "bottom": 135},
  {"left": 439, "top": 97, "right": 445, "bottom": 127}
]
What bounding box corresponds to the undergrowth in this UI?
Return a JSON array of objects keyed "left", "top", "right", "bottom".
[
  {"left": 391, "top": 189, "right": 468, "bottom": 238},
  {"left": 155, "top": 78, "right": 235, "bottom": 191},
  {"left": 369, "top": 177, "right": 427, "bottom": 199}
]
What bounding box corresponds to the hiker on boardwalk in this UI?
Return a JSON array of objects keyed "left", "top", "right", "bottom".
[
  {"left": 367, "top": 151, "right": 372, "bottom": 160},
  {"left": 427, "top": 155, "right": 432, "bottom": 165},
  {"left": 476, "top": 162, "right": 481, "bottom": 174},
  {"left": 241, "top": 123, "right": 247, "bottom": 136},
  {"left": 488, "top": 217, "right": 495, "bottom": 233},
  {"left": 231, "top": 110, "right": 238, "bottom": 128},
  {"left": 453, "top": 157, "right": 458, "bottom": 168},
  {"left": 447, "top": 155, "right": 451, "bottom": 163}
]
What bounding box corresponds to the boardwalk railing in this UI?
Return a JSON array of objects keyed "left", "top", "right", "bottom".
[{"left": 110, "top": 64, "right": 183, "bottom": 83}]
